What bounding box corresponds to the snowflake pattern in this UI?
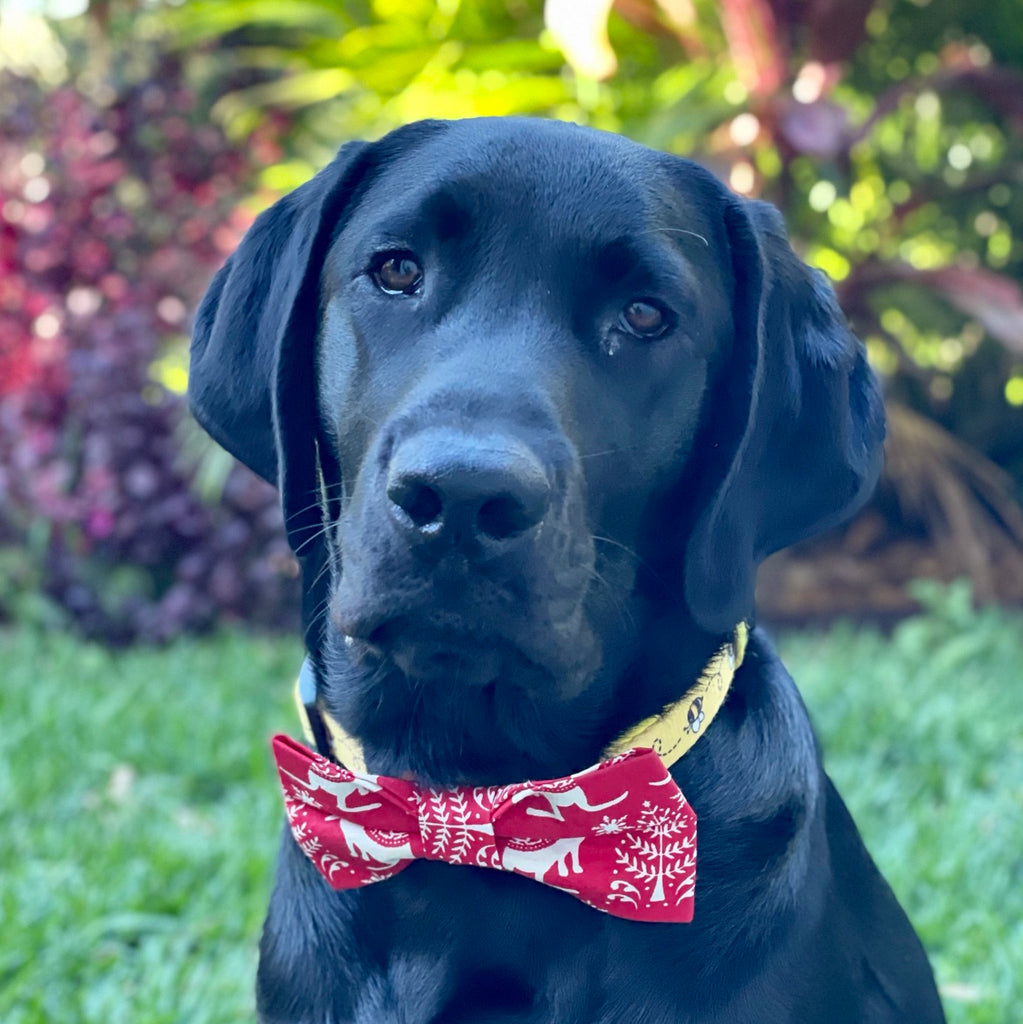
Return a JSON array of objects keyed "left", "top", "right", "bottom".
[
  {"left": 594, "top": 814, "right": 629, "bottom": 835},
  {"left": 418, "top": 788, "right": 498, "bottom": 867}
]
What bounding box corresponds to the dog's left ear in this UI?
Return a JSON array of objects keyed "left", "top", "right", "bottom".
[{"left": 684, "top": 197, "right": 885, "bottom": 633}]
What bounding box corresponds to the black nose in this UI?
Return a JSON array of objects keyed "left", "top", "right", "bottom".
[{"left": 386, "top": 428, "right": 551, "bottom": 550}]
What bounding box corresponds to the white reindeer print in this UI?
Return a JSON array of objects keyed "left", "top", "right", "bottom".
[
  {"left": 328, "top": 817, "right": 414, "bottom": 866},
  {"left": 279, "top": 764, "right": 384, "bottom": 815},
  {"left": 501, "top": 836, "right": 584, "bottom": 880},
  {"left": 511, "top": 783, "right": 628, "bottom": 822}
]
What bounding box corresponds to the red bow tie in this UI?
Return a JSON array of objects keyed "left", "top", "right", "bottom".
[{"left": 272, "top": 733, "right": 698, "bottom": 922}]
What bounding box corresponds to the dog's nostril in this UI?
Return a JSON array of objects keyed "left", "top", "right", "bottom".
[
  {"left": 389, "top": 479, "right": 443, "bottom": 528},
  {"left": 477, "top": 495, "right": 535, "bottom": 540},
  {"left": 405, "top": 485, "right": 443, "bottom": 528}
]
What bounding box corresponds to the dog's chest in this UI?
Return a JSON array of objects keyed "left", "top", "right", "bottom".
[{"left": 345, "top": 863, "right": 711, "bottom": 1023}]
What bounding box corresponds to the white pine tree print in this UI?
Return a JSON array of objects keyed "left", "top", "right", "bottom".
[{"left": 614, "top": 799, "right": 694, "bottom": 902}]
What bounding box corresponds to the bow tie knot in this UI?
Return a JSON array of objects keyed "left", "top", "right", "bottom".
[{"left": 273, "top": 733, "right": 698, "bottom": 922}]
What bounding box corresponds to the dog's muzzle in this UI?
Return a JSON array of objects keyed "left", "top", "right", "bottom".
[{"left": 331, "top": 418, "right": 597, "bottom": 688}]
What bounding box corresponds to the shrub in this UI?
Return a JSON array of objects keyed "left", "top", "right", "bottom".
[{"left": 0, "top": 59, "right": 299, "bottom": 641}]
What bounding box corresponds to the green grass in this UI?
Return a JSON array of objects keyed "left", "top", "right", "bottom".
[
  {"left": 0, "top": 631, "right": 299, "bottom": 1024},
  {"left": 777, "top": 584, "right": 1023, "bottom": 1024},
  {"left": 1, "top": 583, "right": 1020, "bottom": 1023}
]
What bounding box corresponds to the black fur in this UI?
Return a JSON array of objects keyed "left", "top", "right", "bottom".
[{"left": 190, "top": 117, "right": 944, "bottom": 1023}]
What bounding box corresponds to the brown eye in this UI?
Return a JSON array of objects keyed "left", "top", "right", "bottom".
[
  {"left": 622, "top": 300, "right": 667, "bottom": 337},
  {"left": 372, "top": 252, "right": 423, "bottom": 295}
]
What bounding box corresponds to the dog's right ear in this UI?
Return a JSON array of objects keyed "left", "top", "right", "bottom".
[
  {"left": 189, "top": 141, "right": 369, "bottom": 499},
  {"left": 190, "top": 141, "right": 379, "bottom": 678}
]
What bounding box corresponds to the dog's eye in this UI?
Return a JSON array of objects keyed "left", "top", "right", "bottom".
[
  {"left": 371, "top": 252, "right": 423, "bottom": 295},
  {"left": 621, "top": 300, "right": 668, "bottom": 338}
]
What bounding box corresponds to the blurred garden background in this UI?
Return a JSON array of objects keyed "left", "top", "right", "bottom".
[{"left": 1, "top": 1, "right": 1021, "bottom": 1022}]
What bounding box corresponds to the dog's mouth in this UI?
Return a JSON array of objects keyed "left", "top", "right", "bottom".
[
  {"left": 333, "top": 572, "right": 603, "bottom": 700},
  {"left": 352, "top": 617, "right": 518, "bottom": 688}
]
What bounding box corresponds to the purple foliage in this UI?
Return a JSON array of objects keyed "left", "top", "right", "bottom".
[{"left": 0, "top": 66, "right": 299, "bottom": 641}]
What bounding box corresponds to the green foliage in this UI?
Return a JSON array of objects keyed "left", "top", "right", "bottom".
[
  {"left": 2, "top": 595, "right": 1021, "bottom": 1022},
  {"left": 141, "top": 0, "right": 1023, "bottom": 482},
  {"left": 0, "top": 547, "right": 66, "bottom": 631}
]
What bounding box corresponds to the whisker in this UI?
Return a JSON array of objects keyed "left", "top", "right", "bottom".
[
  {"left": 585, "top": 565, "right": 637, "bottom": 634},
  {"left": 592, "top": 534, "right": 671, "bottom": 591},
  {"left": 309, "top": 557, "right": 335, "bottom": 594},
  {"left": 306, "top": 593, "right": 334, "bottom": 630},
  {"left": 285, "top": 497, "right": 331, "bottom": 525},
  {"left": 579, "top": 442, "right": 646, "bottom": 461},
  {"left": 639, "top": 225, "right": 711, "bottom": 247},
  {"left": 592, "top": 534, "right": 640, "bottom": 562},
  {"left": 284, "top": 517, "right": 338, "bottom": 555},
  {"left": 283, "top": 479, "right": 348, "bottom": 527}
]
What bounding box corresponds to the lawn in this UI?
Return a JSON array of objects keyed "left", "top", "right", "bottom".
[{"left": 1, "top": 583, "right": 1020, "bottom": 1024}]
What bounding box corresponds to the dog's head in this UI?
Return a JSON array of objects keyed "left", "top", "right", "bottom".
[{"left": 190, "top": 118, "right": 883, "bottom": 780}]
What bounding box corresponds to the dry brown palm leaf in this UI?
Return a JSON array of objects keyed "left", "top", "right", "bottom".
[
  {"left": 758, "top": 403, "right": 1023, "bottom": 621},
  {"left": 881, "top": 403, "right": 1023, "bottom": 600}
]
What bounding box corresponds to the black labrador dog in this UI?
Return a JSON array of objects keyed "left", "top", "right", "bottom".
[{"left": 189, "top": 118, "right": 945, "bottom": 1023}]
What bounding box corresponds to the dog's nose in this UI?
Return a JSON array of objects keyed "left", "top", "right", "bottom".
[{"left": 386, "top": 428, "right": 550, "bottom": 551}]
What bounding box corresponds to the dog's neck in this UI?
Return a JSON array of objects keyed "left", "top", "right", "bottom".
[{"left": 305, "top": 621, "right": 746, "bottom": 785}]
